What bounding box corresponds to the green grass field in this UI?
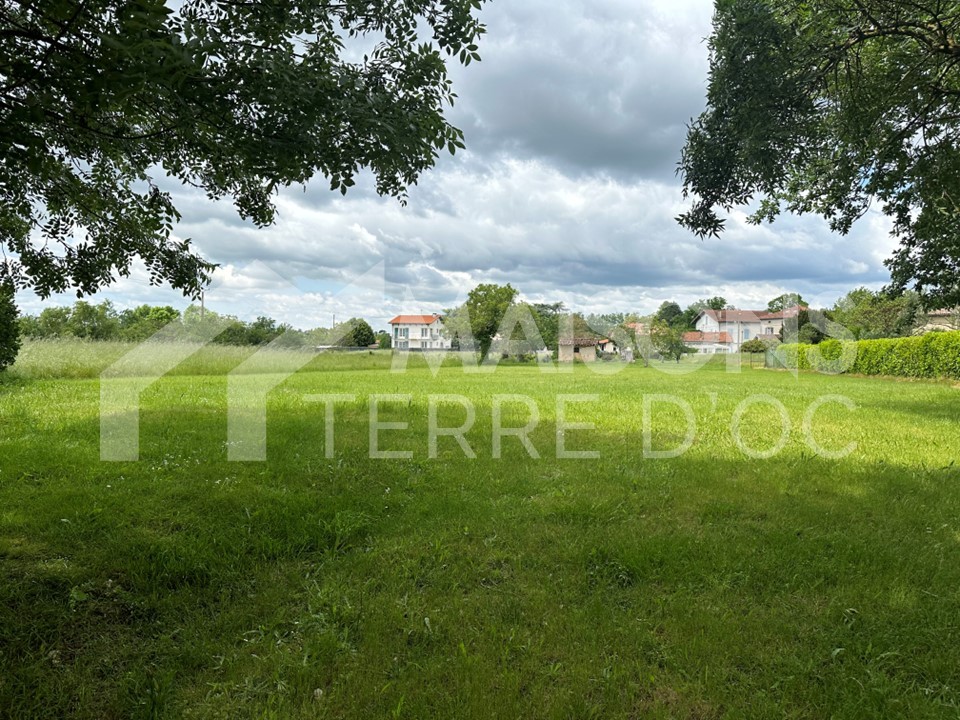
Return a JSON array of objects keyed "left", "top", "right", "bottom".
[{"left": 2, "top": 339, "right": 960, "bottom": 718}]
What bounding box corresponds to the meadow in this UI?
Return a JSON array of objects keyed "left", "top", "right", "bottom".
[{"left": 1, "top": 339, "right": 960, "bottom": 718}]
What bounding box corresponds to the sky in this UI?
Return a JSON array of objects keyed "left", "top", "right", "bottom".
[{"left": 17, "top": 0, "right": 900, "bottom": 331}]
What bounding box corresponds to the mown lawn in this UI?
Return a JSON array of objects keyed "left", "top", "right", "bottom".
[{"left": 1, "top": 342, "right": 960, "bottom": 718}]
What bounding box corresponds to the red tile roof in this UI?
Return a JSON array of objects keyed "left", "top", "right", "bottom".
[
  {"left": 388, "top": 314, "right": 442, "bottom": 325},
  {"left": 701, "top": 309, "right": 761, "bottom": 323},
  {"left": 683, "top": 331, "right": 732, "bottom": 344},
  {"left": 700, "top": 305, "right": 806, "bottom": 323}
]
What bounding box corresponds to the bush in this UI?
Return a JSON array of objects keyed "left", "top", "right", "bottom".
[
  {"left": 770, "top": 331, "right": 960, "bottom": 379},
  {"left": 740, "top": 337, "right": 767, "bottom": 354},
  {"left": 0, "top": 281, "right": 20, "bottom": 371}
]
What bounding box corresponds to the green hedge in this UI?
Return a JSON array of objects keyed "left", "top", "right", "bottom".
[{"left": 768, "top": 331, "right": 960, "bottom": 379}]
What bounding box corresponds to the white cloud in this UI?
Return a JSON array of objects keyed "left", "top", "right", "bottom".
[{"left": 17, "top": 0, "right": 903, "bottom": 324}]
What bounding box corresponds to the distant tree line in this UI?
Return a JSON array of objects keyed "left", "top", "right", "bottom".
[
  {"left": 0, "top": 284, "right": 939, "bottom": 374},
  {"left": 16, "top": 301, "right": 383, "bottom": 349}
]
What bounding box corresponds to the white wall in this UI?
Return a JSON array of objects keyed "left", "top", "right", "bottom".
[
  {"left": 696, "top": 314, "right": 720, "bottom": 332},
  {"left": 391, "top": 320, "right": 451, "bottom": 349}
]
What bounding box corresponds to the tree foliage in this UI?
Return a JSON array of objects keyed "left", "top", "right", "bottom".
[
  {"left": 19, "top": 300, "right": 305, "bottom": 346},
  {"left": 678, "top": 0, "right": 960, "bottom": 308},
  {"left": 767, "top": 293, "right": 806, "bottom": 313},
  {"left": 20, "top": 300, "right": 120, "bottom": 340},
  {"left": 531, "top": 302, "right": 565, "bottom": 352},
  {"left": 485, "top": 303, "right": 549, "bottom": 359},
  {"left": 0, "top": 0, "right": 486, "bottom": 299},
  {"left": 777, "top": 307, "right": 824, "bottom": 344},
  {"left": 117, "top": 304, "right": 181, "bottom": 340},
  {"left": 0, "top": 280, "right": 20, "bottom": 371},
  {"left": 740, "top": 337, "right": 768, "bottom": 354},
  {"left": 830, "top": 286, "right": 920, "bottom": 339},
  {"left": 568, "top": 312, "right": 601, "bottom": 339},
  {"left": 797, "top": 319, "right": 824, "bottom": 345},
  {"left": 650, "top": 320, "right": 686, "bottom": 362},
  {"left": 338, "top": 317, "right": 376, "bottom": 347},
  {"left": 583, "top": 312, "right": 629, "bottom": 335},
  {"left": 655, "top": 301, "right": 683, "bottom": 327},
  {"left": 443, "top": 283, "right": 518, "bottom": 358}
]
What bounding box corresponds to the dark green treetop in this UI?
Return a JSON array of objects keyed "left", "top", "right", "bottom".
[
  {"left": 678, "top": 0, "right": 960, "bottom": 308},
  {"left": 1, "top": 0, "right": 486, "bottom": 298}
]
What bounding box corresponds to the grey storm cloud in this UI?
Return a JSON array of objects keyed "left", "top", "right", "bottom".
[
  {"left": 446, "top": 0, "right": 712, "bottom": 181},
  {"left": 170, "top": 155, "right": 893, "bottom": 303},
  {"left": 16, "top": 0, "right": 903, "bottom": 324}
]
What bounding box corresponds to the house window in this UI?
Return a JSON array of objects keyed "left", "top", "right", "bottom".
[
  {"left": 765, "top": 327, "right": 774, "bottom": 335},
  {"left": 421, "top": 327, "right": 428, "bottom": 338},
  {"left": 743, "top": 329, "right": 750, "bottom": 340}
]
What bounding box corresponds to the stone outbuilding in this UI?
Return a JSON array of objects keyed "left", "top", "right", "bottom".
[{"left": 558, "top": 337, "right": 599, "bottom": 362}]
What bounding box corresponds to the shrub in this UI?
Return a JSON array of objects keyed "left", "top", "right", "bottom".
[
  {"left": 770, "top": 331, "right": 960, "bottom": 379},
  {"left": 0, "top": 281, "right": 21, "bottom": 371},
  {"left": 740, "top": 337, "right": 767, "bottom": 354}
]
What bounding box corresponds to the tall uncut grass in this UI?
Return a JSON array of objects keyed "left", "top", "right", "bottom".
[{"left": 10, "top": 338, "right": 394, "bottom": 379}]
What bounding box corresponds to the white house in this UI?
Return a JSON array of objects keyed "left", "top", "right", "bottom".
[
  {"left": 388, "top": 314, "right": 451, "bottom": 351},
  {"left": 693, "top": 305, "right": 805, "bottom": 352},
  {"left": 597, "top": 337, "right": 618, "bottom": 354}
]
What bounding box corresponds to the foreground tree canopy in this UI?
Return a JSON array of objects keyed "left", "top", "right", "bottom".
[
  {"left": 0, "top": 0, "right": 486, "bottom": 298},
  {"left": 0, "top": 280, "right": 18, "bottom": 370},
  {"left": 678, "top": 0, "right": 960, "bottom": 308}
]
